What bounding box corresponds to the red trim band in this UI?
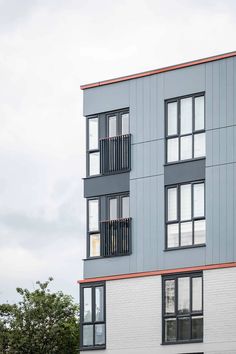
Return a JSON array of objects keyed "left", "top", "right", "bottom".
[
  {"left": 80, "top": 51, "right": 236, "bottom": 90},
  {"left": 78, "top": 262, "right": 236, "bottom": 284}
]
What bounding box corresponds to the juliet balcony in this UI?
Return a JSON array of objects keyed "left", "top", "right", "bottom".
[
  {"left": 100, "top": 218, "right": 132, "bottom": 257},
  {"left": 100, "top": 134, "right": 131, "bottom": 175}
]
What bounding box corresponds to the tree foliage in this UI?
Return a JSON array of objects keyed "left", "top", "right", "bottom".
[{"left": 0, "top": 278, "right": 80, "bottom": 354}]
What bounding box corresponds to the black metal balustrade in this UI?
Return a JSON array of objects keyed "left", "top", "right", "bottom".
[
  {"left": 100, "top": 218, "right": 132, "bottom": 257},
  {"left": 100, "top": 134, "right": 131, "bottom": 174}
]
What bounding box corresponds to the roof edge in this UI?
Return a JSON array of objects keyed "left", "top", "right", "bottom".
[{"left": 80, "top": 50, "right": 236, "bottom": 90}]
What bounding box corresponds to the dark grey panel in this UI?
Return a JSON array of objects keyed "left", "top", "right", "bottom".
[
  {"left": 164, "top": 159, "right": 205, "bottom": 185},
  {"left": 84, "top": 172, "right": 129, "bottom": 198},
  {"left": 83, "top": 256, "right": 131, "bottom": 278}
]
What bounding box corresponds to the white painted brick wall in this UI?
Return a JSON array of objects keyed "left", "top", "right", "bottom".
[{"left": 84, "top": 267, "right": 236, "bottom": 354}]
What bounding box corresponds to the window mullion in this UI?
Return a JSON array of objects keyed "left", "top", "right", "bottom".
[
  {"left": 178, "top": 186, "right": 180, "bottom": 247},
  {"left": 178, "top": 99, "right": 180, "bottom": 161},
  {"left": 175, "top": 277, "right": 178, "bottom": 340},
  {"left": 190, "top": 276, "right": 193, "bottom": 339},
  {"left": 191, "top": 183, "right": 194, "bottom": 245},
  {"left": 192, "top": 96, "right": 195, "bottom": 158}
]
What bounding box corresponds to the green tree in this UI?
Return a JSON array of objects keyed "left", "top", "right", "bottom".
[{"left": 0, "top": 278, "right": 80, "bottom": 354}]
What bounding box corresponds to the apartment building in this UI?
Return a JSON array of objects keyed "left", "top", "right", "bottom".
[{"left": 79, "top": 51, "right": 236, "bottom": 353}]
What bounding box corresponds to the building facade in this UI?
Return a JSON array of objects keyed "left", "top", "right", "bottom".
[{"left": 79, "top": 51, "right": 236, "bottom": 353}]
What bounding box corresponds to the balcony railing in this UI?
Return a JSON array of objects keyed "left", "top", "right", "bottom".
[
  {"left": 100, "top": 134, "right": 131, "bottom": 175},
  {"left": 100, "top": 218, "right": 132, "bottom": 257}
]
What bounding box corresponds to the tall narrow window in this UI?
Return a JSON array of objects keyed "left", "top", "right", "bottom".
[
  {"left": 88, "top": 199, "right": 100, "bottom": 257},
  {"left": 121, "top": 196, "right": 130, "bottom": 218},
  {"left": 87, "top": 116, "right": 100, "bottom": 176},
  {"left": 108, "top": 115, "right": 117, "bottom": 137},
  {"left": 121, "top": 113, "right": 129, "bottom": 135},
  {"left": 89, "top": 117, "right": 98, "bottom": 150},
  {"left": 109, "top": 198, "right": 118, "bottom": 220},
  {"left": 166, "top": 181, "right": 205, "bottom": 249},
  {"left": 81, "top": 283, "right": 106, "bottom": 350},
  {"left": 163, "top": 273, "right": 203, "bottom": 344},
  {"left": 166, "top": 93, "right": 205, "bottom": 163}
]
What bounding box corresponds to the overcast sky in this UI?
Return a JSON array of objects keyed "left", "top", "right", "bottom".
[{"left": 0, "top": 0, "right": 235, "bottom": 303}]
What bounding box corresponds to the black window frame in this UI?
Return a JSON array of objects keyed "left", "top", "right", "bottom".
[
  {"left": 86, "top": 115, "right": 100, "bottom": 177},
  {"left": 80, "top": 282, "right": 106, "bottom": 351},
  {"left": 162, "top": 272, "right": 203, "bottom": 345},
  {"left": 165, "top": 92, "right": 205, "bottom": 164},
  {"left": 106, "top": 108, "right": 129, "bottom": 137},
  {"left": 106, "top": 193, "right": 130, "bottom": 220},
  {"left": 165, "top": 180, "right": 206, "bottom": 250},
  {"left": 87, "top": 197, "right": 101, "bottom": 259}
]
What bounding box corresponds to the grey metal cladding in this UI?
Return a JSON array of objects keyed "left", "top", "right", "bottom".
[
  {"left": 84, "top": 172, "right": 130, "bottom": 198},
  {"left": 82, "top": 56, "right": 236, "bottom": 279},
  {"left": 164, "top": 159, "right": 206, "bottom": 185},
  {"left": 83, "top": 81, "right": 129, "bottom": 116}
]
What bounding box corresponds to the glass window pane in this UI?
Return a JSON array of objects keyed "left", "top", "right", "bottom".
[
  {"left": 121, "top": 113, "right": 129, "bottom": 135},
  {"left": 194, "top": 132, "right": 205, "bottom": 158},
  {"left": 122, "top": 196, "right": 129, "bottom": 218},
  {"left": 167, "top": 188, "right": 177, "bottom": 221},
  {"left": 167, "top": 224, "right": 179, "bottom": 248},
  {"left": 109, "top": 198, "right": 117, "bottom": 220},
  {"left": 165, "top": 280, "right": 175, "bottom": 314},
  {"left": 195, "top": 96, "right": 204, "bottom": 131},
  {"left": 165, "top": 318, "right": 176, "bottom": 342},
  {"left": 194, "top": 183, "right": 204, "bottom": 218},
  {"left": 194, "top": 219, "right": 206, "bottom": 244},
  {"left": 178, "top": 277, "right": 190, "bottom": 313},
  {"left": 89, "top": 117, "right": 98, "bottom": 150},
  {"left": 192, "top": 316, "right": 203, "bottom": 340},
  {"left": 89, "top": 152, "right": 100, "bottom": 176},
  {"left": 178, "top": 317, "right": 190, "bottom": 341},
  {"left": 88, "top": 199, "right": 99, "bottom": 232},
  {"left": 180, "top": 184, "right": 191, "bottom": 221},
  {"left": 192, "top": 277, "right": 202, "bottom": 312},
  {"left": 180, "top": 97, "right": 192, "bottom": 134},
  {"left": 167, "top": 138, "right": 179, "bottom": 163},
  {"left": 83, "top": 288, "right": 92, "bottom": 322},
  {"left": 180, "top": 222, "right": 192, "bottom": 246},
  {"left": 167, "top": 102, "right": 178, "bottom": 135},
  {"left": 95, "top": 287, "right": 104, "bottom": 322},
  {"left": 180, "top": 135, "right": 192, "bottom": 160},
  {"left": 108, "top": 116, "right": 117, "bottom": 137},
  {"left": 95, "top": 324, "right": 105, "bottom": 345},
  {"left": 83, "top": 325, "right": 93, "bottom": 346},
  {"left": 90, "top": 234, "right": 100, "bottom": 257}
]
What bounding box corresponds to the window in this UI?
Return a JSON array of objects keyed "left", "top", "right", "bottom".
[
  {"left": 163, "top": 273, "right": 203, "bottom": 344},
  {"left": 88, "top": 199, "right": 100, "bottom": 257},
  {"left": 166, "top": 181, "right": 205, "bottom": 249},
  {"left": 166, "top": 93, "right": 205, "bottom": 163},
  {"left": 107, "top": 194, "right": 130, "bottom": 220},
  {"left": 107, "top": 110, "right": 129, "bottom": 137},
  {"left": 87, "top": 116, "right": 100, "bottom": 176},
  {"left": 87, "top": 195, "right": 131, "bottom": 258},
  {"left": 87, "top": 109, "right": 130, "bottom": 176},
  {"left": 80, "top": 283, "right": 106, "bottom": 350}
]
